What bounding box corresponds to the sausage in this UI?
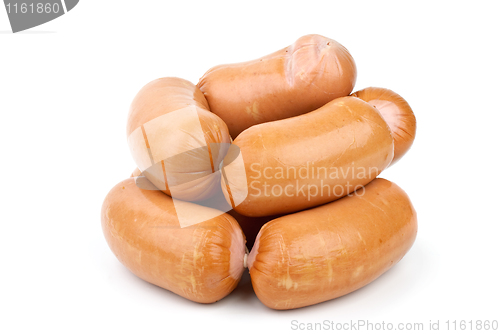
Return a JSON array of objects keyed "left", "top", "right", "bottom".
[
  {"left": 220, "top": 96, "right": 394, "bottom": 217},
  {"left": 227, "top": 210, "right": 280, "bottom": 249},
  {"left": 132, "top": 166, "right": 275, "bottom": 249},
  {"left": 351, "top": 87, "right": 416, "bottom": 165},
  {"left": 127, "top": 77, "right": 232, "bottom": 202},
  {"left": 101, "top": 177, "right": 247, "bottom": 303},
  {"left": 198, "top": 34, "right": 357, "bottom": 138},
  {"left": 247, "top": 178, "right": 417, "bottom": 310}
]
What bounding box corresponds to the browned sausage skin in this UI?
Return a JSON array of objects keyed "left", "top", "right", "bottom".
[
  {"left": 248, "top": 178, "right": 417, "bottom": 310},
  {"left": 198, "top": 34, "right": 357, "bottom": 138},
  {"left": 351, "top": 87, "right": 416, "bottom": 165},
  {"left": 101, "top": 177, "right": 246, "bottom": 303}
]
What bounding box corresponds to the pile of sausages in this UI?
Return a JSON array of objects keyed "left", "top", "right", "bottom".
[{"left": 101, "top": 34, "right": 418, "bottom": 310}]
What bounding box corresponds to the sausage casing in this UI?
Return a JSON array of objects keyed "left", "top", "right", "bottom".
[
  {"left": 248, "top": 178, "right": 417, "bottom": 310},
  {"left": 101, "top": 178, "right": 246, "bottom": 303},
  {"left": 352, "top": 87, "right": 416, "bottom": 165},
  {"left": 221, "top": 96, "right": 394, "bottom": 217},
  {"left": 127, "top": 77, "right": 231, "bottom": 202},
  {"left": 198, "top": 34, "right": 357, "bottom": 138}
]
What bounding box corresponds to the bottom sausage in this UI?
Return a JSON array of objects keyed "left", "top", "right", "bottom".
[
  {"left": 131, "top": 167, "right": 274, "bottom": 249},
  {"left": 247, "top": 178, "right": 417, "bottom": 310},
  {"left": 101, "top": 177, "right": 247, "bottom": 303}
]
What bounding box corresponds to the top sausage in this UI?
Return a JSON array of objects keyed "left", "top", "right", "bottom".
[{"left": 198, "top": 34, "right": 357, "bottom": 138}]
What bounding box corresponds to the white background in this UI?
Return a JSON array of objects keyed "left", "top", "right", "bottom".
[{"left": 1, "top": 1, "right": 499, "bottom": 333}]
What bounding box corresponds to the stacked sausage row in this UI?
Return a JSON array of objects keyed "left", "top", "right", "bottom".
[{"left": 101, "top": 34, "right": 417, "bottom": 310}]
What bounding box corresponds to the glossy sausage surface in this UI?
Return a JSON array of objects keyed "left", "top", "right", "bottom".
[
  {"left": 127, "top": 77, "right": 231, "bottom": 201},
  {"left": 101, "top": 177, "right": 246, "bottom": 303},
  {"left": 132, "top": 166, "right": 277, "bottom": 249},
  {"left": 352, "top": 87, "right": 416, "bottom": 165},
  {"left": 248, "top": 178, "right": 417, "bottom": 310},
  {"left": 221, "top": 96, "right": 394, "bottom": 217},
  {"left": 198, "top": 34, "right": 357, "bottom": 138}
]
